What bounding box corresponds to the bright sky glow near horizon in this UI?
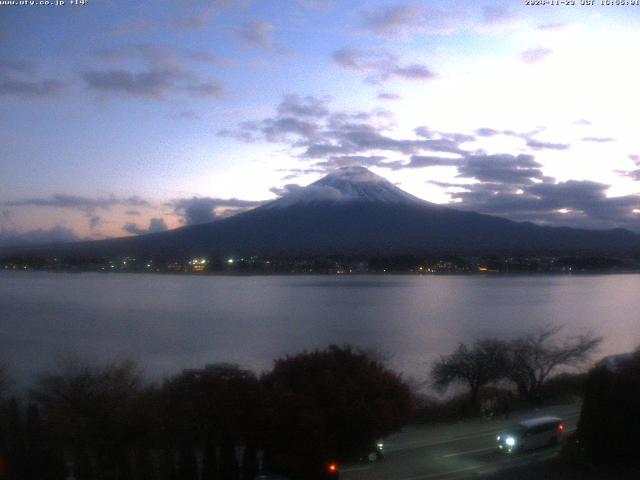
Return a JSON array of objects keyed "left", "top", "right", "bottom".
[{"left": 1, "top": 0, "right": 640, "bottom": 245}]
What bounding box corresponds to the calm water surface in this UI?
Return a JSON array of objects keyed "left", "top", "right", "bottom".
[{"left": 1, "top": 271, "right": 639, "bottom": 386}]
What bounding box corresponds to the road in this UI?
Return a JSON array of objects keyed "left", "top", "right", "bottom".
[{"left": 341, "top": 403, "right": 580, "bottom": 480}]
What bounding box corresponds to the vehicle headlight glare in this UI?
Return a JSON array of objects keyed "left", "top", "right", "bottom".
[{"left": 505, "top": 437, "right": 516, "bottom": 447}]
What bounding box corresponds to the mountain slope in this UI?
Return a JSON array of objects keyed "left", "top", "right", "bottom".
[{"left": 3, "top": 167, "right": 639, "bottom": 258}]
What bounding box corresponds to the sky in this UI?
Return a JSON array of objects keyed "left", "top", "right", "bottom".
[{"left": 1, "top": 0, "right": 640, "bottom": 246}]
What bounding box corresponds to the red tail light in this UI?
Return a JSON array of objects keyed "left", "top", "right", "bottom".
[
  {"left": 559, "top": 423, "right": 565, "bottom": 431},
  {"left": 328, "top": 463, "right": 338, "bottom": 473}
]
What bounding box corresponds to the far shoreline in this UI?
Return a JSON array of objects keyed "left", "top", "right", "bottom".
[{"left": 3, "top": 268, "right": 640, "bottom": 277}]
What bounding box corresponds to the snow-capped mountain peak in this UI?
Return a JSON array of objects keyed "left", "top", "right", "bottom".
[{"left": 266, "top": 166, "right": 426, "bottom": 209}]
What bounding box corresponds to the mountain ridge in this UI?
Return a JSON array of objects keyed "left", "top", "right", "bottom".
[{"left": 2, "top": 167, "right": 639, "bottom": 258}]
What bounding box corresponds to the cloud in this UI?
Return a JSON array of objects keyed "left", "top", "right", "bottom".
[
  {"left": 1, "top": 210, "right": 13, "bottom": 222},
  {"left": 185, "top": 80, "right": 224, "bottom": 98},
  {"left": 219, "top": 95, "right": 330, "bottom": 142},
  {"left": 520, "top": 47, "right": 552, "bottom": 64},
  {"left": 220, "top": 93, "right": 639, "bottom": 231},
  {"left": 525, "top": 139, "right": 570, "bottom": 151},
  {"left": 123, "top": 218, "right": 168, "bottom": 235},
  {"left": 0, "top": 58, "right": 34, "bottom": 74},
  {"left": 619, "top": 156, "right": 640, "bottom": 180},
  {"left": 170, "top": 197, "right": 264, "bottom": 225},
  {"left": 235, "top": 117, "right": 320, "bottom": 143},
  {"left": 332, "top": 47, "right": 435, "bottom": 84},
  {"left": 277, "top": 94, "right": 330, "bottom": 118},
  {"left": 457, "top": 154, "right": 545, "bottom": 184},
  {"left": 0, "top": 78, "right": 64, "bottom": 99},
  {"left": 471, "top": 127, "right": 569, "bottom": 150},
  {"left": 404, "top": 155, "right": 462, "bottom": 168},
  {"left": 482, "top": 5, "right": 515, "bottom": 25},
  {"left": 360, "top": 3, "right": 464, "bottom": 36},
  {"left": 81, "top": 67, "right": 189, "bottom": 99},
  {"left": 274, "top": 166, "right": 326, "bottom": 181},
  {"left": 361, "top": 4, "right": 425, "bottom": 36},
  {"left": 427, "top": 180, "right": 473, "bottom": 189},
  {"left": 0, "top": 226, "right": 79, "bottom": 248},
  {"left": 4, "top": 194, "right": 150, "bottom": 213},
  {"left": 575, "top": 118, "right": 592, "bottom": 126},
  {"left": 94, "top": 44, "right": 219, "bottom": 67},
  {"left": 302, "top": 123, "right": 464, "bottom": 158},
  {"left": 170, "top": 0, "right": 241, "bottom": 31},
  {"left": 84, "top": 45, "right": 223, "bottom": 101},
  {"left": 174, "top": 111, "right": 200, "bottom": 120},
  {"left": 312, "top": 155, "right": 395, "bottom": 170},
  {"left": 184, "top": 50, "right": 228, "bottom": 65},
  {"left": 238, "top": 21, "right": 275, "bottom": 49},
  {"left": 295, "top": 0, "right": 334, "bottom": 11},
  {"left": 0, "top": 59, "right": 63, "bottom": 99},
  {"left": 434, "top": 158, "right": 640, "bottom": 230},
  {"left": 89, "top": 216, "right": 101, "bottom": 230},
  {"left": 537, "top": 22, "right": 568, "bottom": 31},
  {"left": 269, "top": 183, "right": 344, "bottom": 202},
  {"left": 109, "top": 19, "right": 152, "bottom": 36},
  {"left": 94, "top": 44, "right": 174, "bottom": 64},
  {"left": 582, "top": 136, "right": 615, "bottom": 143},
  {"left": 221, "top": 94, "right": 474, "bottom": 164},
  {"left": 377, "top": 92, "right": 402, "bottom": 101},
  {"left": 475, "top": 127, "right": 500, "bottom": 137}
]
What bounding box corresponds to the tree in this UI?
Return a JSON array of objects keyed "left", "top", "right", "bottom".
[
  {"left": 507, "top": 325, "right": 602, "bottom": 402},
  {"left": 242, "top": 442, "right": 259, "bottom": 480},
  {"left": 30, "top": 359, "right": 148, "bottom": 479},
  {"left": 201, "top": 437, "right": 218, "bottom": 480},
  {"left": 158, "top": 448, "right": 177, "bottom": 480},
  {"left": 160, "top": 363, "right": 263, "bottom": 454},
  {"left": 218, "top": 435, "right": 238, "bottom": 480},
  {"left": 431, "top": 338, "right": 509, "bottom": 411},
  {"left": 261, "top": 345, "right": 413, "bottom": 479},
  {"left": 177, "top": 447, "right": 198, "bottom": 480},
  {"left": 134, "top": 447, "right": 157, "bottom": 480}
]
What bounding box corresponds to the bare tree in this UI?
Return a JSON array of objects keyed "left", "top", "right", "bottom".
[
  {"left": 30, "top": 358, "right": 145, "bottom": 449},
  {"left": 507, "top": 325, "right": 602, "bottom": 402},
  {"left": 431, "top": 338, "right": 509, "bottom": 409}
]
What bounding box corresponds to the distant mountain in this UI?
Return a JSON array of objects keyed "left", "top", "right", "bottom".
[{"left": 3, "top": 166, "right": 639, "bottom": 258}]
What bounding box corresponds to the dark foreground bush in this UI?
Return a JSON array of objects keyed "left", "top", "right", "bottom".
[
  {"left": 261, "top": 345, "right": 414, "bottom": 479},
  {"left": 0, "top": 346, "right": 414, "bottom": 480},
  {"left": 576, "top": 351, "right": 640, "bottom": 467}
]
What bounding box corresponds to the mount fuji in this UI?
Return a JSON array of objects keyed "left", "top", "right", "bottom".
[{"left": 4, "top": 167, "right": 639, "bottom": 258}]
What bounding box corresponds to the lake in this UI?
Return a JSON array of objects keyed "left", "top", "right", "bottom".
[{"left": 1, "top": 271, "right": 639, "bottom": 388}]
